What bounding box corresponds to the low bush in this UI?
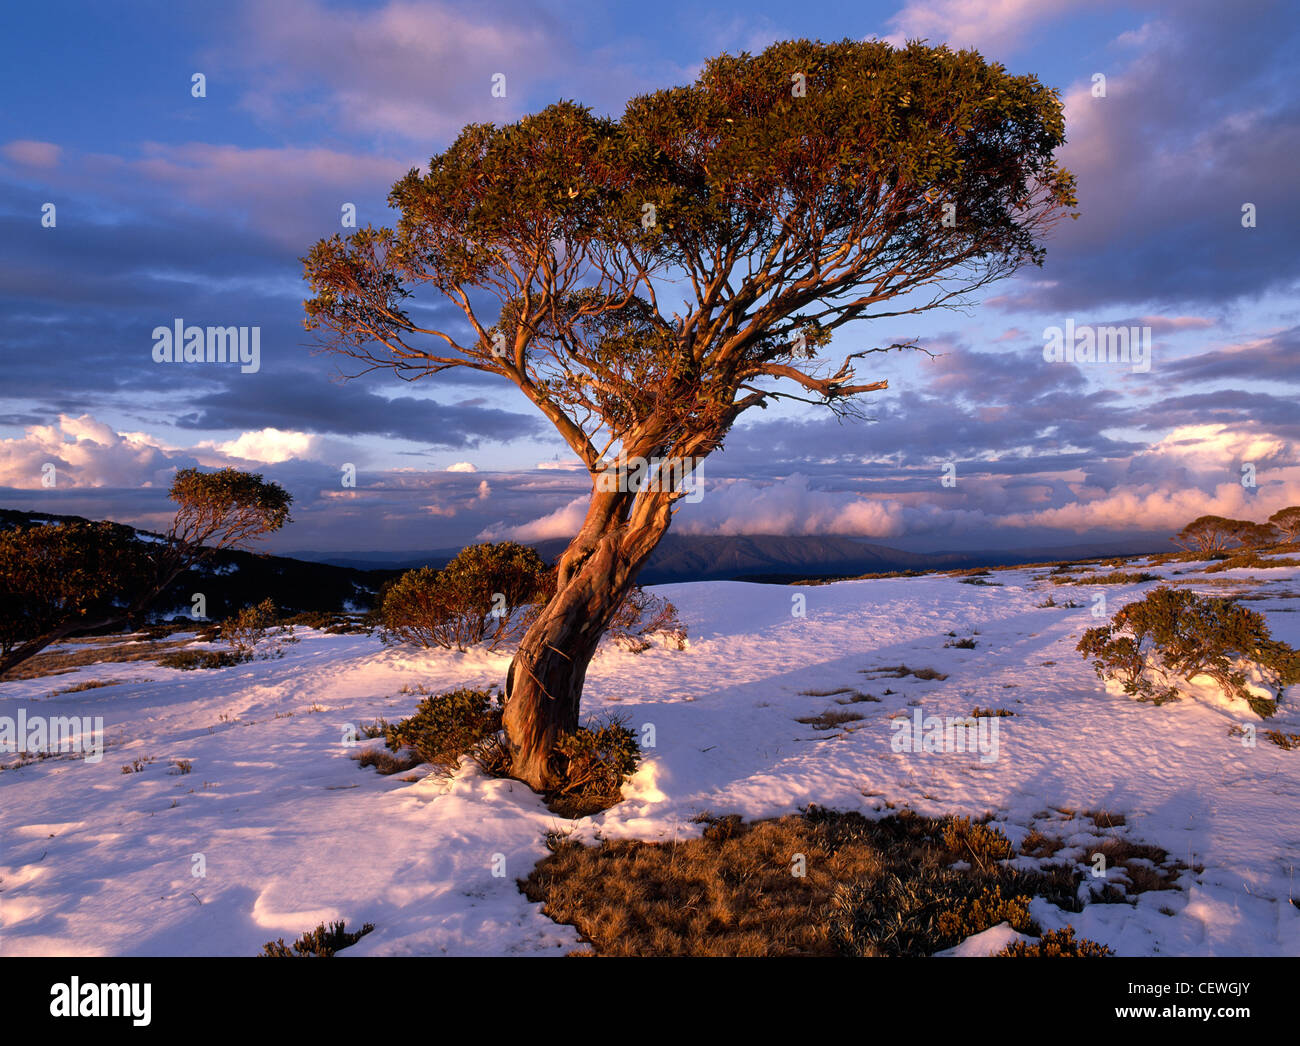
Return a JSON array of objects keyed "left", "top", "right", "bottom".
[
  {"left": 606, "top": 587, "right": 687, "bottom": 652},
  {"left": 997, "top": 926, "right": 1114, "bottom": 957},
  {"left": 379, "top": 687, "right": 502, "bottom": 773},
  {"left": 1078, "top": 587, "right": 1299, "bottom": 716},
  {"left": 379, "top": 542, "right": 548, "bottom": 652},
  {"left": 158, "top": 649, "right": 251, "bottom": 670},
  {"left": 221, "top": 598, "right": 297, "bottom": 659},
  {"left": 259, "top": 920, "right": 374, "bottom": 957},
  {"left": 548, "top": 717, "right": 643, "bottom": 818}
]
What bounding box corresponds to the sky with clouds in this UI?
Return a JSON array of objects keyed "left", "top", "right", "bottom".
[{"left": 1, "top": 0, "right": 1297, "bottom": 556}]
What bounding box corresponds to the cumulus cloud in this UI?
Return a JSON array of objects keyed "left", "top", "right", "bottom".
[
  {"left": 480, "top": 496, "right": 588, "bottom": 541},
  {"left": 202, "top": 428, "right": 319, "bottom": 464},
  {"left": 446, "top": 462, "right": 478, "bottom": 473},
  {"left": 675, "top": 474, "right": 907, "bottom": 537},
  {"left": 0, "top": 415, "right": 183, "bottom": 489}
]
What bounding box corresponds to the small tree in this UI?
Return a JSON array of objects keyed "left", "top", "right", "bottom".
[
  {"left": 1267, "top": 506, "right": 1300, "bottom": 543},
  {"left": 0, "top": 468, "right": 291, "bottom": 678},
  {"left": 1171, "top": 515, "right": 1241, "bottom": 553},
  {"left": 1229, "top": 519, "right": 1280, "bottom": 550},
  {"left": 304, "top": 39, "right": 1076, "bottom": 789}
]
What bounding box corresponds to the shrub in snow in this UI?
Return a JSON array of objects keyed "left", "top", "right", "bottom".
[
  {"left": 997, "top": 926, "right": 1113, "bottom": 957},
  {"left": 158, "top": 648, "right": 250, "bottom": 670},
  {"left": 379, "top": 542, "right": 548, "bottom": 652},
  {"left": 548, "top": 716, "right": 643, "bottom": 817},
  {"left": 1077, "top": 586, "right": 1299, "bottom": 716},
  {"left": 220, "top": 597, "right": 297, "bottom": 660},
  {"left": 260, "top": 920, "right": 374, "bottom": 957},
  {"left": 381, "top": 687, "right": 502, "bottom": 773},
  {"left": 605, "top": 587, "right": 687, "bottom": 652}
]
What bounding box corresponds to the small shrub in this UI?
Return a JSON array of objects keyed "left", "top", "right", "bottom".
[
  {"left": 938, "top": 816, "right": 1014, "bottom": 867},
  {"left": 606, "top": 587, "right": 687, "bottom": 652},
  {"left": 1077, "top": 586, "right": 1299, "bottom": 716},
  {"left": 1265, "top": 730, "right": 1300, "bottom": 751},
  {"left": 944, "top": 637, "right": 977, "bottom": 649},
  {"left": 355, "top": 747, "right": 421, "bottom": 775},
  {"left": 380, "top": 687, "right": 502, "bottom": 773},
  {"left": 158, "top": 649, "right": 251, "bottom": 670},
  {"left": 260, "top": 920, "right": 374, "bottom": 957},
  {"left": 997, "top": 926, "right": 1114, "bottom": 957},
  {"left": 548, "top": 717, "right": 642, "bottom": 817},
  {"left": 221, "top": 598, "right": 296, "bottom": 659},
  {"left": 357, "top": 719, "right": 387, "bottom": 739}
]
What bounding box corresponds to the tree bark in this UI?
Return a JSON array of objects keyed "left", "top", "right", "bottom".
[{"left": 502, "top": 486, "right": 673, "bottom": 791}]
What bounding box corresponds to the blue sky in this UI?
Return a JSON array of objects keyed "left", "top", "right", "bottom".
[{"left": 1, "top": 0, "right": 1297, "bottom": 555}]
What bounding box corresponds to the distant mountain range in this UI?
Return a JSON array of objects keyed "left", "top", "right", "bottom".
[
  {"left": 2, "top": 507, "right": 1170, "bottom": 610},
  {"left": 288, "top": 532, "right": 1170, "bottom": 585}
]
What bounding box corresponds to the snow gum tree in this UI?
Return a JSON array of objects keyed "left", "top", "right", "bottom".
[{"left": 301, "top": 39, "right": 1077, "bottom": 790}]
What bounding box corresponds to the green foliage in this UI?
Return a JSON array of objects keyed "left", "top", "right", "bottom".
[
  {"left": 158, "top": 649, "right": 251, "bottom": 670},
  {"left": 169, "top": 467, "right": 292, "bottom": 539},
  {"left": 304, "top": 39, "right": 1075, "bottom": 469},
  {"left": 379, "top": 542, "right": 548, "bottom": 652},
  {"left": 1078, "top": 587, "right": 1299, "bottom": 715},
  {"left": 997, "top": 926, "right": 1114, "bottom": 957},
  {"left": 551, "top": 717, "right": 643, "bottom": 808},
  {"left": 0, "top": 521, "right": 151, "bottom": 656},
  {"left": 259, "top": 920, "right": 374, "bottom": 957},
  {"left": 220, "top": 597, "right": 296, "bottom": 659},
  {"left": 828, "top": 867, "right": 1032, "bottom": 957},
  {"left": 1267, "top": 506, "right": 1300, "bottom": 543},
  {"left": 381, "top": 687, "right": 502, "bottom": 771}
]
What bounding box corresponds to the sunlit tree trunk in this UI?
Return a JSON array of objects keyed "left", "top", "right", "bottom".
[{"left": 502, "top": 482, "right": 675, "bottom": 790}]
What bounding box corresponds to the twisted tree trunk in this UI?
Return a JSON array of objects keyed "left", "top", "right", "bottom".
[{"left": 502, "top": 484, "right": 674, "bottom": 791}]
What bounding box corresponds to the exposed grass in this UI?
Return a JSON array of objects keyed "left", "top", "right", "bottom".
[
  {"left": 520, "top": 807, "right": 1127, "bottom": 957},
  {"left": 47, "top": 678, "right": 127, "bottom": 695},
  {"left": 1051, "top": 571, "right": 1159, "bottom": 586},
  {"left": 835, "top": 691, "right": 882, "bottom": 705},
  {"left": 5, "top": 635, "right": 199, "bottom": 680},
  {"left": 944, "top": 637, "right": 978, "bottom": 649},
  {"left": 969, "top": 707, "right": 1014, "bottom": 718},
  {"left": 800, "top": 686, "right": 855, "bottom": 697},
  {"left": 1265, "top": 730, "right": 1300, "bottom": 751},
  {"left": 864, "top": 664, "right": 950, "bottom": 681},
  {"left": 158, "top": 649, "right": 252, "bottom": 670},
  {"left": 795, "top": 709, "right": 866, "bottom": 730}
]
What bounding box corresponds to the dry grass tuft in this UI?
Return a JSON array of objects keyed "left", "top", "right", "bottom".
[
  {"left": 795, "top": 709, "right": 866, "bottom": 730},
  {"left": 520, "top": 807, "right": 1121, "bottom": 957}
]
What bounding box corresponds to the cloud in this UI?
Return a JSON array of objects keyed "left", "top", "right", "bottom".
[
  {"left": 1016, "top": 5, "right": 1300, "bottom": 310},
  {"left": 882, "top": 0, "right": 1083, "bottom": 54},
  {"left": 0, "top": 415, "right": 185, "bottom": 489},
  {"left": 480, "top": 495, "right": 588, "bottom": 541},
  {"left": 2, "top": 139, "right": 62, "bottom": 169},
  {"left": 203, "top": 428, "right": 319, "bottom": 464},
  {"left": 446, "top": 462, "right": 478, "bottom": 473}
]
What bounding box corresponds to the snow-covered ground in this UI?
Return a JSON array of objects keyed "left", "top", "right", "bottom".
[{"left": 2, "top": 559, "right": 1299, "bottom": 956}]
